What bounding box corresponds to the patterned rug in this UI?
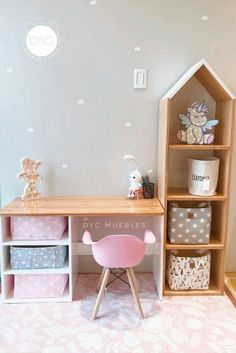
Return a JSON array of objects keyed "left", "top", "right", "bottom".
[{"left": 0, "top": 273, "right": 236, "bottom": 353}]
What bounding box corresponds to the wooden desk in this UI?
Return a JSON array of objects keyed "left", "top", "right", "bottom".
[
  {"left": 0, "top": 196, "right": 164, "bottom": 216},
  {"left": 0, "top": 196, "right": 164, "bottom": 303}
]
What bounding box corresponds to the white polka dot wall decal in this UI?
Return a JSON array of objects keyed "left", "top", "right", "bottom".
[
  {"left": 77, "top": 99, "right": 84, "bottom": 104},
  {"left": 90, "top": 0, "right": 97, "bottom": 5},
  {"left": 27, "top": 127, "right": 35, "bottom": 133},
  {"left": 134, "top": 46, "right": 141, "bottom": 52},
  {"left": 125, "top": 122, "right": 132, "bottom": 128},
  {"left": 61, "top": 164, "right": 68, "bottom": 169},
  {"left": 201, "top": 15, "right": 208, "bottom": 21},
  {"left": 6, "top": 67, "right": 13, "bottom": 73}
]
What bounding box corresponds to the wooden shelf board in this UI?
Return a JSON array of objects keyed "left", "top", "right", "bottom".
[
  {"left": 164, "top": 280, "right": 222, "bottom": 296},
  {"left": 167, "top": 188, "right": 227, "bottom": 201},
  {"left": 0, "top": 196, "right": 164, "bottom": 216},
  {"left": 169, "top": 144, "right": 230, "bottom": 150},
  {"left": 166, "top": 239, "right": 224, "bottom": 250},
  {"left": 4, "top": 259, "right": 70, "bottom": 275}
]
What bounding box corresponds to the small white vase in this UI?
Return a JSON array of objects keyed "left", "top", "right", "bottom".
[{"left": 188, "top": 157, "right": 220, "bottom": 196}]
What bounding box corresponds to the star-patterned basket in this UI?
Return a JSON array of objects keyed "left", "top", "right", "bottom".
[
  {"left": 10, "top": 245, "right": 67, "bottom": 269},
  {"left": 14, "top": 274, "right": 68, "bottom": 299},
  {"left": 168, "top": 202, "right": 212, "bottom": 244}
]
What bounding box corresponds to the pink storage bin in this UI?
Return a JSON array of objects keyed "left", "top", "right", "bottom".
[
  {"left": 14, "top": 274, "right": 68, "bottom": 298},
  {"left": 11, "top": 216, "right": 67, "bottom": 240}
]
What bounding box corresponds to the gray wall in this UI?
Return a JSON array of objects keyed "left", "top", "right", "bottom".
[{"left": 0, "top": 0, "right": 236, "bottom": 270}]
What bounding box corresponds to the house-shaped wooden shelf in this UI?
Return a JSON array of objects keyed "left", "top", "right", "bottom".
[{"left": 157, "top": 60, "right": 235, "bottom": 296}]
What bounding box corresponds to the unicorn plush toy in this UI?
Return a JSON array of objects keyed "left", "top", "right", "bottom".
[{"left": 177, "top": 101, "right": 219, "bottom": 144}]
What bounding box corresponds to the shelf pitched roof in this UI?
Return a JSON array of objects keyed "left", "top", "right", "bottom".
[{"left": 162, "top": 59, "right": 235, "bottom": 101}]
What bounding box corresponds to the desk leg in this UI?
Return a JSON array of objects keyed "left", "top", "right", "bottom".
[
  {"left": 152, "top": 215, "right": 164, "bottom": 300},
  {"left": 69, "top": 216, "right": 80, "bottom": 301}
]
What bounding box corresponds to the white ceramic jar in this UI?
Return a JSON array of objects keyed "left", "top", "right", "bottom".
[{"left": 188, "top": 157, "right": 220, "bottom": 196}]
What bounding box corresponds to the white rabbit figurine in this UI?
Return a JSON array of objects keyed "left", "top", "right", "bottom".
[{"left": 123, "top": 155, "right": 143, "bottom": 199}]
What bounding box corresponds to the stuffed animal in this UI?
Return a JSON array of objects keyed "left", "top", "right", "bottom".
[
  {"left": 177, "top": 101, "right": 219, "bottom": 144},
  {"left": 17, "top": 157, "right": 42, "bottom": 200},
  {"left": 123, "top": 155, "right": 143, "bottom": 199}
]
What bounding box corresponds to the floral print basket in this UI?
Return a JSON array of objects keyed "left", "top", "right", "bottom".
[{"left": 167, "top": 250, "right": 211, "bottom": 290}]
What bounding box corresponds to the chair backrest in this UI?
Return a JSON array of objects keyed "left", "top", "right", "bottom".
[{"left": 82, "top": 230, "right": 156, "bottom": 268}]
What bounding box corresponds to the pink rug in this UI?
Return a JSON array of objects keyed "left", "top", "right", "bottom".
[{"left": 0, "top": 273, "right": 236, "bottom": 353}]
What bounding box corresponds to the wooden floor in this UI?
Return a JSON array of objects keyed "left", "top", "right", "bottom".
[{"left": 224, "top": 272, "right": 236, "bottom": 307}]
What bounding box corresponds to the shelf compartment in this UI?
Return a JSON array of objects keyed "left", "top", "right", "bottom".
[
  {"left": 167, "top": 188, "right": 227, "bottom": 201},
  {"left": 1, "top": 216, "right": 69, "bottom": 244},
  {"left": 3, "top": 277, "right": 71, "bottom": 303},
  {"left": 167, "top": 75, "right": 234, "bottom": 145},
  {"left": 165, "top": 249, "right": 224, "bottom": 296},
  {"left": 169, "top": 144, "right": 230, "bottom": 150},
  {"left": 166, "top": 201, "right": 228, "bottom": 246},
  {"left": 168, "top": 149, "right": 230, "bottom": 197}
]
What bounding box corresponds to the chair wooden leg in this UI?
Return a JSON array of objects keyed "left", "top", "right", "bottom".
[
  {"left": 92, "top": 268, "right": 110, "bottom": 320},
  {"left": 130, "top": 267, "right": 140, "bottom": 293},
  {"left": 97, "top": 267, "right": 106, "bottom": 292},
  {"left": 126, "top": 268, "right": 144, "bottom": 319}
]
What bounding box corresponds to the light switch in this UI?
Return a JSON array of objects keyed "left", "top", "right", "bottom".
[{"left": 134, "top": 69, "right": 147, "bottom": 88}]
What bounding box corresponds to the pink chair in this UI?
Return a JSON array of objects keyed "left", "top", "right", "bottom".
[{"left": 82, "top": 230, "right": 156, "bottom": 319}]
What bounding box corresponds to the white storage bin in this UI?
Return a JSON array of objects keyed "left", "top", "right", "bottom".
[{"left": 188, "top": 157, "right": 220, "bottom": 196}]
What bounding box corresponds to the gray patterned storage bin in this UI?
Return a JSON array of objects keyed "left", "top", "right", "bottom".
[
  {"left": 168, "top": 202, "right": 212, "bottom": 244},
  {"left": 10, "top": 245, "right": 67, "bottom": 269}
]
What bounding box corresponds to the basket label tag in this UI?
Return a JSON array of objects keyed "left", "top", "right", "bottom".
[
  {"left": 203, "top": 179, "right": 210, "bottom": 191},
  {"left": 187, "top": 212, "right": 194, "bottom": 219}
]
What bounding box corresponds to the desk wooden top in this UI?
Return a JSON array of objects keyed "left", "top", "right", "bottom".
[{"left": 0, "top": 196, "right": 164, "bottom": 216}]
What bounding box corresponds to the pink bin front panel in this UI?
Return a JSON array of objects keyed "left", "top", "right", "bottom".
[
  {"left": 14, "top": 274, "right": 69, "bottom": 298},
  {"left": 11, "top": 216, "right": 67, "bottom": 240}
]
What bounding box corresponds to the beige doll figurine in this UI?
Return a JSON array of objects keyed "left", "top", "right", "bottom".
[{"left": 17, "top": 157, "right": 42, "bottom": 200}]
